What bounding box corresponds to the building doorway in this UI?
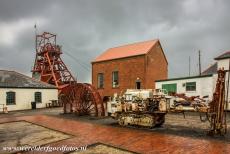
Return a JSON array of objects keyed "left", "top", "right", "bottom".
[{"left": 136, "top": 81, "right": 141, "bottom": 89}]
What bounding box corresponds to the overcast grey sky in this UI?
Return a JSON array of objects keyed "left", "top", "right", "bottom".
[{"left": 0, "top": 0, "right": 230, "bottom": 82}]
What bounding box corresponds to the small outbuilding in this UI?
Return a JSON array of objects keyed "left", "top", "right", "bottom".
[
  {"left": 156, "top": 74, "right": 215, "bottom": 97},
  {"left": 0, "top": 70, "right": 58, "bottom": 111},
  {"left": 92, "top": 39, "right": 168, "bottom": 99},
  {"left": 155, "top": 51, "right": 230, "bottom": 110}
]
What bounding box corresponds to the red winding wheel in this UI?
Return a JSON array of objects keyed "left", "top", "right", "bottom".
[{"left": 62, "top": 83, "right": 104, "bottom": 116}]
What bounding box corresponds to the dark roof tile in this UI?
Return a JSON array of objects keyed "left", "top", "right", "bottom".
[
  {"left": 0, "top": 70, "right": 57, "bottom": 89},
  {"left": 201, "top": 62, "right": 217, "bottom": 75}
]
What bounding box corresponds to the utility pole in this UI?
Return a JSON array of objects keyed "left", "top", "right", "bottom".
[
  {"left": 199, "top": 50, "right": 201, "bottom": 76},
  {"left": 34, "top": 24, "right": 37, "bottom": 52},
  {"left": 32, "top": 23, "right": 38, "bottom": 78},
  {"left": 189, "top": 56, "right": 191, "bottom": 76},
  {"left": 226, "top": 59, "right": 230, "bottom": 112}
]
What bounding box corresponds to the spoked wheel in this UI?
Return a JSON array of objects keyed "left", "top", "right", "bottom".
[
  {"left": 81, "top": 101, "right": 97, "bottom": 116},
  {"left": 83, "top": 83, "right": 105, "bottom": 116},
  {"left": 75, "top": 84, "right": 98, "bottom": 116},
  {"left": 61, "top": 82, "right": 105, "bottom": 116}
]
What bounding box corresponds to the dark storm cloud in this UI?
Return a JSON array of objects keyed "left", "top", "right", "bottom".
[
  {"left": 0, "top": 0, "right": 54, "bottom": 22},
  {"left": 0, "top": 0, "right": 230, "bottom": 82}
]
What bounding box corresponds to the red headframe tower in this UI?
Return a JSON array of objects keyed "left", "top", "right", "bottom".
[
  {"left": 32, "top": 32, "right": 75, "bottom": 91},
  {"left": 32, "top": 32, "right": 104, "bottom": 116}
]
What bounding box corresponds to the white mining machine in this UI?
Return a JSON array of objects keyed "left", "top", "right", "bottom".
[
  {"left": 107, "top": 89, "right": 209, "bottom": 128},
  {"left": 107, "top": 89, "right": 169, "bottom": 128}
]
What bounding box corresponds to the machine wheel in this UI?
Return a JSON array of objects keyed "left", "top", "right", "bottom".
[
  {"left": 61, "top": 82, "right": 105, "bottom": 116},
  {"left": 155, "top": 114, "right": 165, "bottom": 127},
  {"left": 118, "top": 116, "right": 125, "bottom": 126}
]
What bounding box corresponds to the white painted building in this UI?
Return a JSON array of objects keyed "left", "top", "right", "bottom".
[
  {"left": 155, "top": 51, "right": 230, "bottom": 110},
  {"left": 0, "top": 70, "right": 58, "bottom": 111},
  {"left": 156, "top": 74, "right": 215, "bottom": 98}
]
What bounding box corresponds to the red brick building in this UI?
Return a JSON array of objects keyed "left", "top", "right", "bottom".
[{"left": 92, "top": 39, "right": 168, "bottom": 98}]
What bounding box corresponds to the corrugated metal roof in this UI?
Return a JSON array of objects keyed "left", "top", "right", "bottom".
[
  {"left": 92, "top": 39, "right": 159, "bottom": 62},
  {"left": 201, "top": 63, "right": 217, "bottom": 75},
  {"left": 214, "top": 51, "right": 230, "bottom": 60},
  {"left": 0, "top": 70, "right": 57, "bottom": 89}
]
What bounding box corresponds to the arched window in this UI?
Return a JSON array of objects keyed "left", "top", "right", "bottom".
[
  {"left": 6, "top": 91, "right": 16, "bottom": 105},
  {"left": 34, "top": 92, "right": 42, "bottom": 103}
]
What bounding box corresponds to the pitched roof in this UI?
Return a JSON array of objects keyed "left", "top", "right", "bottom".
[
  {"left": 0, "top": 70, "right": 57, "bottom": 89},
  {"left": 93, "top": 39, "right": 159, "bottom": 62},
  {"left": 214, "top": 51, "right": 230, "bottom": 60},
  {"left": 201, "top": 62, "right": 217, "bottom": 75}
]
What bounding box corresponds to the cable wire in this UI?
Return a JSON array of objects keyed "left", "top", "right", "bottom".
[{"left": 64, "top": 50, "right": 91, "bottom": 72}]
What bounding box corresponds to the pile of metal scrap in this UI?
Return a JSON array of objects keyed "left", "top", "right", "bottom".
[{"left": 170, "top": 93, "right": 209, "bottom": 112}]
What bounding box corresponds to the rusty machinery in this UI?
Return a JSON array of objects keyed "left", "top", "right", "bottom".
[
  {"left": 208, "top": 68, "right": 228, "bottom": 135},
  {"left": 32, "top": 32, "right": 104, "bottom": 116},
  {"left": 108, "top": 69, "right": 228, "bottom": 135},
  {"left": 107, "top": 89, "right": 168, "bottom": 128}
]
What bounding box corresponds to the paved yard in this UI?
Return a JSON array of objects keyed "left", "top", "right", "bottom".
[
  {"left": 0, "top": 121, "right": 71, "bottom": 154},
  {"left": 0, "top": 108, "right": 230, "bottom": 154}
]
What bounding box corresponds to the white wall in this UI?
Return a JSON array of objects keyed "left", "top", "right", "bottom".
[
  {"left": 156, "top": 75, "right": 230, "bottom": 110},
  {"left": 217, "top": 59, "right": 229, "bottom": 70},
  {"left": 155, "top": 76, "right": 214, "bottom": 99},
  {"left": 0, "top": 88, "right": 58, "bottom": 111}
]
